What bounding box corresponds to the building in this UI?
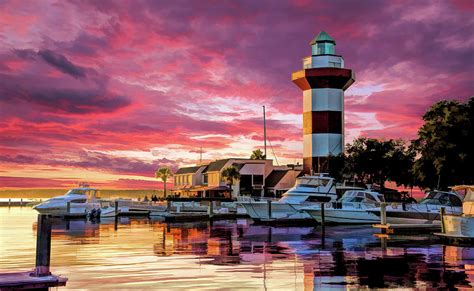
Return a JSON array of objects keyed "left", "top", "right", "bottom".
[
  {"left": 264, "top": 167, "right": 302, "bottom": 197},
  {"left": 173, "top": 159, "right": 301, "bottom": 198},
  {"left": 292, "top": 31, "right": 355, "bottom": 174}
]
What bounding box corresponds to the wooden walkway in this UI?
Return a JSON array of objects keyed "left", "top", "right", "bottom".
[{"left": 0, "top": 271, "right": 67, "bottom": 289}]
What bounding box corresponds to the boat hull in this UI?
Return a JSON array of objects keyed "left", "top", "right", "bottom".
[
  {"left": 369, "top": 206, "right": 462, "bottom": 225},
  {"left": 305, "top": 208, "right": 380, "bottom": 224},
  {"left": 34, "top": 202, "right": 101, "bottom": 217},
  {"left": 240, "top": 201, "right": 311, "bottom": 221}
]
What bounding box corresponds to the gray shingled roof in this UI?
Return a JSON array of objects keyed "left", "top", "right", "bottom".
[
  {"left": 265, "top": 170, "right": 289, "bottom": 188},
  {"left": 205, "top": 159, "right": 230, "bottom": 172},
  {"left": 175, "top": 166, "right": 202, "bottom": 175}
]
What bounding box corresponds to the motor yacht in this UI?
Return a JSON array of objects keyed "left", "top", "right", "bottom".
[
  {"left": 33, "top": 186, "right": 102, "bottom": 217},
  {"left": 368, "top": 190, "right": 463, "bottom": 225},
  {"left": 240, "top": 174, "right": 337, "bottom": 222},
  {"left": 302, "top": 189, "right": 385, "bottom": 224},
  {"left": 435, "top": 185, "right": 474, "bottom": 241}
]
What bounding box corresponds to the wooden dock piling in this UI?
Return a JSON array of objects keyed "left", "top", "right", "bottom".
[
  {"left": 320, "top": 202, "right": 325, "bottom": 227},
  {"left": 380, "top": 202, "right": 387, "bottom": 225},
  {"left": 209, "top": 201, "right": 214, "bottom": 218},
  {"left": 34, "top": 215, "right": 52, "bottom": 276},
  {"left": 440, "top": 207, "right": 446, "bottom": 233},
  {"left": 0, "top": 214, "right": 67, "bottom": 289},
  {"left": 267, "top": 200, "right": 272, "bottom": 219},
  {"left": 114, "top": 200, "right": 119, "bottom": 216}
]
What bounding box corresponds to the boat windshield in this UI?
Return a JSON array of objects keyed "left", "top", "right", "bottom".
[
  {"left": 420, "top": 191, "right": 462, "bottom": 206},
  {"left": 66, "top": 189, "right": 88, "bottom": 195},
  {"left": 296, "top": 177, "right": 330, "bottom": 187},
  {"left": 339, "top": 191, "right": 384, "bottom": 203}
]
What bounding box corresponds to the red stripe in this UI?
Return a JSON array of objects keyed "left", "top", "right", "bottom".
[
  {"left": 292, "top": 67, "right": 354, "bottom": 91},
  {"left": 303, "top": 111, "right": 342, "bottom": 134}
]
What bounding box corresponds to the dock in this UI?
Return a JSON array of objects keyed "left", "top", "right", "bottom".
[
  {"left": 373, "top": 223, "right": 440, "bottom": 234},
  {"left": 0, "top": 272, "right": 67, "bottom": 289},
  {"left": 0, "top": 198, "right": 35, "bottom": 207},
  {"left": 372, "top": 203, "right": 441, "bottom": 234}
]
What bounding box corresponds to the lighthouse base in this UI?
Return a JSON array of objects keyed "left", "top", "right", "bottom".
[{"left": 303, "top": 157, "right": 330, "bottom": 175}]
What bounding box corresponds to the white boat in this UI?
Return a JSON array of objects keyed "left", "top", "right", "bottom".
[
  {"left": 99, "top": 199, "right": 168, "bottom": 217},
  {"left": 240, "top": 174, "right": 337, "bottom": 222},
  {"left": 302, "top": 189, "right": 385, "bottom": 224},
  {"left": 33, "top": 187, "right": 102, "bottom": 217},
  {"left": 436, "top": 185, "right": 474, "bottom": 241},
  {"left": 368, "top": 190, "right": 463, "bottom": 225}
]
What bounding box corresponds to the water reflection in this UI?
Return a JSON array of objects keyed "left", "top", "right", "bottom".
[{"left": 0, "top": 208, "right": 473, "bottom": 289}]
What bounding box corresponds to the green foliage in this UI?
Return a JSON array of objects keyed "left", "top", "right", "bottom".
[
  {"left": 221, "top": 166, "right": 241, "bottom": 188},
  {"left": 250, "top": 149, "right": 265, "bottom": 160},
  {"left": 412, "top": 97, "right": 474, "bottom": 190},
  {"left": 155, "top": 167, "right": 173, "bottom": 196},
  {"left": 343, "top": 138, "right": 415, "bottom": 188}
]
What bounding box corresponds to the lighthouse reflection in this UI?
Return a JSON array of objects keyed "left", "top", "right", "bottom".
[{"left": 43, "top": 217, "right": 473, "bottom": 289}]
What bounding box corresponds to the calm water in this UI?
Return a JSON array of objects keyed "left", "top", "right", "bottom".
[{"left": 1, "top": 208, "right": 473, "bottom": 290}]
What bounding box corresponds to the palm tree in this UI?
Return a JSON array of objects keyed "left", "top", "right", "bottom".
[
  {"left": 250, "top": 149, "right": 265, "bottom": 160},
  {"left": 155, "top": 167, "right": 173, "bottom": 197},
  {"left": 221, "top": 166, "right": 241, "bottom": 197}
]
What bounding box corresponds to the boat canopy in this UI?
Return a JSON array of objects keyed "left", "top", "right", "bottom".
[
  {"left": 419, "top": 190, "right": 462, "bottom": 207},
  {"left": 66, "top": 188, "right": 100, "bottom": 199},
  {"left": 339, "top": 190, "right": 385, "bottom": 203}
]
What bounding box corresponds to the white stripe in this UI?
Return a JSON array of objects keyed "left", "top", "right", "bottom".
[
  {"left": 303, "top": 89, "right": 343, "bottom": 112},
  {"left": 303, "top": 133, "right": 343, "bottom": 158}
]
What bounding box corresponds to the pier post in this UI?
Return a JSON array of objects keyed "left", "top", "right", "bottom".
[
  {"left": 209, "top": 201, "right": 214, "bottom": 218},
  {"left": 267, "top": 200, "right": 272, "bottom": 219},
  {"left": 34, "top": 215, "right": 52, "bottom": 277},
  {"left": 440, "top": 207, "right": 446, "bottom": 233},
  {"left": 320, "top": 202, "right": 325, "bottom": 227},
  {"left": 167, "top": 200, "right": 171, "bottom": 212},
  {"left": 67, "top": 201, "right": 71, "bottom": 214},
  {"left": 20, "top": 198, "right": 23, "bottom": 207},
  {"left": 114, "top": 200, "right": 119, "bottom": 216},
  {"left": 8, "top": 198, "right": 11, "bottom": 207},
  {"left": 380, "top": 202, "right": 387, "bottom": 225}
]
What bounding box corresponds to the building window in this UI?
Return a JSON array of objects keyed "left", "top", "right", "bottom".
[
  {"left": 252, "top": 175, "right": 264, "bottom": 186},
  {"left": 203, "top": 174, "right": 208, "bottom": 185}
]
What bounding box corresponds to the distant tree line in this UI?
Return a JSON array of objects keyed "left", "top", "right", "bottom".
[{"left": 328, "top": 97, "right": 474, "bottom": 191}]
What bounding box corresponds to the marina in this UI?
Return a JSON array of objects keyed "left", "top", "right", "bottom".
[{"left": 1, "top": 0, "right": 473, "bottom": 289}]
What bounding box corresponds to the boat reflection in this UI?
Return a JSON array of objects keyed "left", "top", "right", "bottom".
[{"left": 34, "top": 217, "right": 473, "bottom": 289}]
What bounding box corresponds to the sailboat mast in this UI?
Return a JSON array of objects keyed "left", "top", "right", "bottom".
[{"left": 263, "top": 105, "right": 267, "bottom": 159}]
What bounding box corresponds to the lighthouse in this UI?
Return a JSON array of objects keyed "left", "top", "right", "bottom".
[{"left": 292, "top": 31, "right": 355, "bottom": 174}]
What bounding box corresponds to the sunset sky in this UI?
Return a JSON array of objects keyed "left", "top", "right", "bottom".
[{"left": 0, "top": 0, "right": 473, "bottom": 189}]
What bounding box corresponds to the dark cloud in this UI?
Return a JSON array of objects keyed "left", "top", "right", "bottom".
[
  {"left": 14, "top": 48, "right": 87, "bottom": 78},
  {"left": 0, "top": 151, "right": 177, "bottom": 177},
  {"left": 0, "top": 73, "right": 130, "bottom": 114},
  {"left": 38, "top": 49, "right": 87, "bottom": 78}
]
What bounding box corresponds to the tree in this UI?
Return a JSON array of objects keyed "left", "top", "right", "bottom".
[
  {"left": 412, "top": 97, "right": 474, "bottom": 190},
  {"left": 250, "top": 149, "right": 265, "bottom": 160},
  {"left": 155, "top": 167, "right": 173, "bottom": 197},
  {"left": 221, "top": 166, "right": 241, "bottom": 197},
  {"left": 344, "top": 137, "right": 415, "bottom": 188}
]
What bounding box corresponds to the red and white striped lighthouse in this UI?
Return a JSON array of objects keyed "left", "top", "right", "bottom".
[{"left": 292, "top": 31, "right": 355, "bottom": 174}]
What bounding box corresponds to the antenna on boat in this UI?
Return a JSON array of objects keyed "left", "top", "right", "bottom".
[{"left": 263, "top": 105, "right": 267, "bottom": 159}]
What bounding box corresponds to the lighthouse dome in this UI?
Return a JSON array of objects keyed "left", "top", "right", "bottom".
[{"left": 311, "top": 31, "right": 336, "bottom": 55}]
